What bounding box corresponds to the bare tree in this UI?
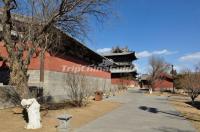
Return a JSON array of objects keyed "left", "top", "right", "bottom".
[
  {"left": 0, "top": 0, "right": 112, "bottom": 129},
  {"left": 65, "top": 73, "right": 92, "bottom": 107},
  {"left": 180, "top": 68, "right": 200, "bottom": 105},
  {"left": 148, "top": 56, "right": 170, "bottom": 93}
]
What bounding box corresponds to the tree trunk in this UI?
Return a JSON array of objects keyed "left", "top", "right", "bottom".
[
  {"left": 40, "top": 51, "right": 45, "bottom": 82},
  {"left": 10, "top": 60, "right": 42, "bottom": 129},
  {"left": 9, "top": 60, "right": 30, "bottom": 99},
  {"left": 191, "top": 96, "right": 195, "bottom": 105}
]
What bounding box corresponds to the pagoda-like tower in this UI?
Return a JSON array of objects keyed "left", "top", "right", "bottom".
[{"left": 103, "top": 47, "right": 137, "bottom": 86}]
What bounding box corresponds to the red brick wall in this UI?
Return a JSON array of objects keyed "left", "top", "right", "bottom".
[{"left": 0, "top": 43, "right": 111, "bottom": 79}]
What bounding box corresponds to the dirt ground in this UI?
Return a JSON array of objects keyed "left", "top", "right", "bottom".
[{"left": 0, "top": 100, "right": 122, "bottom": 132}]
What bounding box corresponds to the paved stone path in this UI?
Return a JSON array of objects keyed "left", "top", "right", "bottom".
[{"left": 76, "top": 88, "right": 196, "bottom": 132}]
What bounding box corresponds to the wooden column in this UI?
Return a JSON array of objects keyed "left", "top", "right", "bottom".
[{"left": 40, "top": 52, "right": 44, "bottom": 82}]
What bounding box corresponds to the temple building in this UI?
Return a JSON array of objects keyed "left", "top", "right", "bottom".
[
  {"left": 0, "top": 34, "right": 114, "bottom": 103},
  {"left": 0, "top": 11, "right": 138, "bottom": 106},
  {"left": 102, "top": 47, "right": 138, "bottom": 87},
  {"left": 139, "top": 73, "right": 173, "bottom": 91},
  {"left": 0, "top": 12, "right": 114, "bottom": 104}
]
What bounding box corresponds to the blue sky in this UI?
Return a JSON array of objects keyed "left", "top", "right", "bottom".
[{"left": 86, "top": 0, "right": 200, "bottom": 74}]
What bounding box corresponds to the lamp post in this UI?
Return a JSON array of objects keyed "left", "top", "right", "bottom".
[{"left": 171, "top": 65, "right": 175, "bottom": 93}]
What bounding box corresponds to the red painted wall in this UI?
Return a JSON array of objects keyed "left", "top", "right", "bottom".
[
  {"left": 111, "top": 78, "right": 136, "bottom": 86},
  {"left": 153, "top": 79, "right": 173, "bottom": 90},
  {"left": 0, "top": 43, "right": 111, "bottom": 79}
]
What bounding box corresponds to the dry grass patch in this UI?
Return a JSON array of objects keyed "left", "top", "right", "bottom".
[
  {"left": 0, "top": 100, "right": 121, "bottom": 132},
  {"left": 169, "top": 96, "right": 200, "bottom": 132}
]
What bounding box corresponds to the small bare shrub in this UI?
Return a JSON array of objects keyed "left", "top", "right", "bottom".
[{"left": 65, "top": 73, "right": 92, "bottom": 107}]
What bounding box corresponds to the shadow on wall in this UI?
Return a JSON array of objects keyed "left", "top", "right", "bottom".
[
  {"left": 37, "top": 95, "right": 53, "bottom": 104},
  {"left": 138, "top": 106, "right": 200, "bottom": 122},
  {"left": 0, "top": 86, "right": 21, "bottom": 108},
  {"left": 0, "top": 68, "right": 10, "bottom": 85}
]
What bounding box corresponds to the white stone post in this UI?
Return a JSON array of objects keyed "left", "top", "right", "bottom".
[
  {"left": 149, "top": 88, "right": 153, "bottom": 94},
  {"left": 21, "top": 98, "right": 42, "bottom": 129}
]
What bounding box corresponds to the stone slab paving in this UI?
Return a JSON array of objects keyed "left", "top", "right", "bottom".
[{"left": 76, "top": 88, "right": 196, "bottom": 132}]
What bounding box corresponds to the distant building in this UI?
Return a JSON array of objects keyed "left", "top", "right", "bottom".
[
  {"left": 139, "top": 74, "right": 150, "bottom": 88},
  {"left": 139, "top": 73, "right": 173, "bottom": 91},
  {"left": 102, "top": 47, "right": 138, "bottom": 87}
]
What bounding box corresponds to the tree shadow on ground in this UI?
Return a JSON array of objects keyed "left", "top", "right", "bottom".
[
  {"left": 154, "top": 127, "right": 194, "bottom": 132},
  {"left": 185, "top": 101, "right": 200, "bottom": 110},
  {"left": 139, "top": 88, "right": 149, "bottom": 92},
  {"left": 138, "top": 106, "right": 200, "bottom": 122}
]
